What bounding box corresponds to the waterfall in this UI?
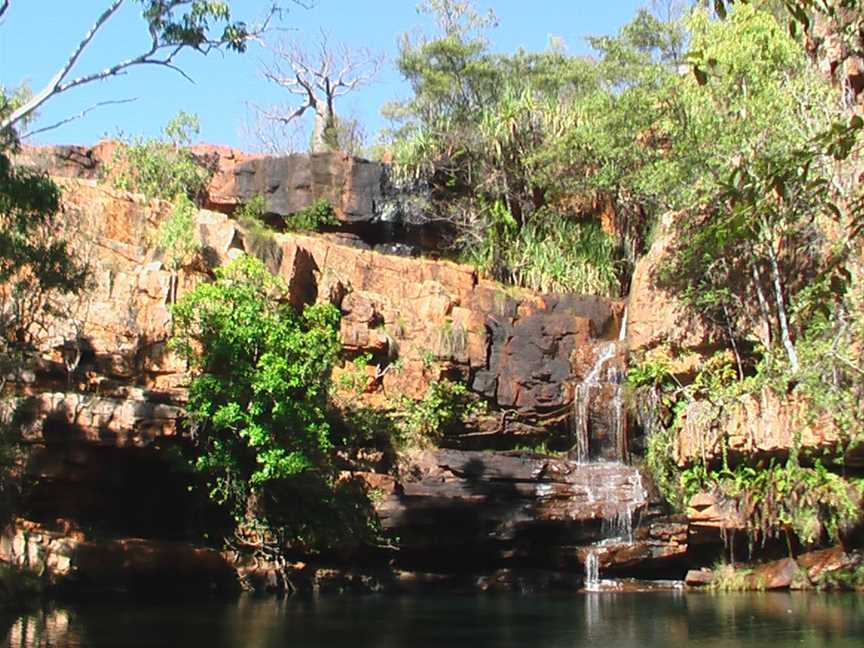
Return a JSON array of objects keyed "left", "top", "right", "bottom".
[
  {"left": 601, "top": 505, "right": 635, "bottom": 543},
  {"left": 585, "top": 549, "right": 600, "bottom": 591},
  {"left": 607, "top": 361, "right": 627, "bottom": 462},
  {"left": 581, "top": 470, "right": 647, "bottom": 590},
  {"left": 571, "top": 341, "right": 624, "bottom": 463},
  {"left": 618, "top": 305, "right": 628, "bottom": 342}
]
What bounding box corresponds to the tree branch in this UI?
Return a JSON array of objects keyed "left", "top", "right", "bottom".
[
  {"left": 20, "top": 98, "right": 139, "bottom": 139},
  {"left": 1, "top": 0, "right": 126, "bottom": 132},
  {"left": 2, "top": 1, "right": 298, "bottom": 134},
  {"left": 257, "top": 33, "right": 381, "bottom": 151}
]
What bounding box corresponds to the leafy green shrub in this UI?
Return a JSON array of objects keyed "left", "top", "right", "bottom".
[
  {"left": 393, "top": 379, "right": 485, "bottom": 446},
  {"left": 170, "top": 255, "right": 341, "bottom": 521},
  {"left": 337, "top": 352, "right": 374, "bottom": 394},
  {"left": 644, "top": 425, "right": 686, "bottom": 511},
  {"left": 710, "top": 562, "right": 756, "bottom": 592},
  {"left": 286, "top": 198, "right": 338, "bottom": 232},
  {"left": 234, "top": 194, "right": 268, "bottom": 224},
  {"left": 111, "top": 111, "right": 212, "bottom": 202},
  {"left": 681, "top": 460, "right": 863, "bottom": 548},
  {"left": 233, "top": 194, "right": 282, "bottom": 270}
]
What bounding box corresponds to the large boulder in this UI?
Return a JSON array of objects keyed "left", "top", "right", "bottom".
[
  {"left": 0, "top": 519, "right": 236, "bottom": 593},
  {"left": 12, "top": 141, "right": 117, "bottom": 179},
  {"left": 371, "top": 449, "right": 678, "bottom": 574}
]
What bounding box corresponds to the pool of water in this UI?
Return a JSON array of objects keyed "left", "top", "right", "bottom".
[{"left": 4, "top": 591, "right": 864, "bottom": 647}]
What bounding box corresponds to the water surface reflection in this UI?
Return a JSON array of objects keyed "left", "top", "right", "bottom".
[{"left": 4, "top": 591, "right": 863, "bottom": 647}]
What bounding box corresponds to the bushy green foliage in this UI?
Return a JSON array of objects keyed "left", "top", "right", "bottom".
[
  {"left": 1, "top": 101, "right": 85, "bottom": 523},
  {"left": 234, "top": 194, "right": 268, "bottom": 224},
  {"left": 170, "top": 255, "right": 341, "bottom": 519},
  {"left": 710, "top": 562, "right": 757, "bottom": 591},
  {"left": 155, "top": 194, "right": 201, "bottom": 303},
  {"left": 0, "top": 154, "right": 84, "bottom": 347},
  {"left": 286, "top": 199, "right": 338, "bottom": 232},
  {"left": 659, "top": 5, "right": 850, "bottom": 373},
  {"left": 233, "top": 195, "right": 282, "bottom": 269},
  {"left": 636, "top": 338, "right": 864, "bottom": 545},
  {"left": 111, "top": 111, "right": 213, "bottom": 202},
  {"left": 393, "top": 379, "right": 485, "bottom": 446},
  {"left": 386, "top": 1, "right": 686, "bottom": 290}
]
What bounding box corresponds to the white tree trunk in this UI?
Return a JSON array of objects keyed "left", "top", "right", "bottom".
[{"left": 767, "top": 244, "right": 799, "bottom": 372}]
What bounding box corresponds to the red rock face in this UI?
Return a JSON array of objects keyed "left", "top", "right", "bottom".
[
  {"left": 626, "top": 210, "right": 716, "bottom": 355},
  {"left": 13, "top": 141, "right": 117, "bottom": 180},
  {"left": 808, "top": 11, "right": 864, "bottom": 111},
  {"left": 676, "top": 389, "right": 864, "bottom": 468},
  {"left": 3, "top": 171, "right": 652, "bottom": 591}
]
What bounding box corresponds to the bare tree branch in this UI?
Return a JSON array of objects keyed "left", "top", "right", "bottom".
[{"left": 20, "top": 98, "right": 139, "bottom": 139}]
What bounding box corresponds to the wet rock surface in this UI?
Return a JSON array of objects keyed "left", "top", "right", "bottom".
[{"left": 371, "top": 449, "right": 681, "bottom": 576}]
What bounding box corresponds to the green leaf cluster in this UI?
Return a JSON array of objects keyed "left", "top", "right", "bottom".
[
  {"left": 392, "top": 379, "right": 485, "bottom": 446},
  {"left": 0, "top": 152, "right": 86, "bottom": 373},
  {"left": 170, "top": 255, "right": 341, "bottom": 517},
  {"left": 681, "top": 459, "right": 863, "bottom": 547},
  {"left": 140, "top": 1, "right": 255, "bottom": 53},
  {"left": 156, "top": 194, "right": 201, "bottom": 273},
  {"left": 286, "top": 199, "right": 339, "bottom": 232}
]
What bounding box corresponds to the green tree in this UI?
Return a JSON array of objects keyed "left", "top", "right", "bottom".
[
  {"left": 386, "top": 1, "right": 679, "bottom": 293},
  {"left": 662, "top": 4, "right": 844, "bottom": 370},
  {"left": 170, "top": 255, "right": 341, "bottom": 526},
  {"left": 0, "top": 93, "right": 87, "bottom": 521}
]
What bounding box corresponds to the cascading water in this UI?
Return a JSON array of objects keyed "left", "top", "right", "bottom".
[
  {"left": 618, "top": 305, "right": 628, "bottom": 342},
  {"left": 571, "top": 319, "right": 643, "bottom": 590},
  {"left": 581, "top": 466, "right": 648, "bottom": 591},
  {"left": 571, "top": 342, "right": 627, "bottom": 463},
  {"left": 584, "top": 550, "right": 600, "bottom": 591}
]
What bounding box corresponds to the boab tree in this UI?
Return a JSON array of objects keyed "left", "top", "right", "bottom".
[{"left": 257, "top": 32, "right": 382, "bottom": 153}]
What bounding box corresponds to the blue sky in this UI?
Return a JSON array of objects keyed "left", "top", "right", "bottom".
[{"left": 2, "top": 1, "right": 645, "bottom": 149}]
